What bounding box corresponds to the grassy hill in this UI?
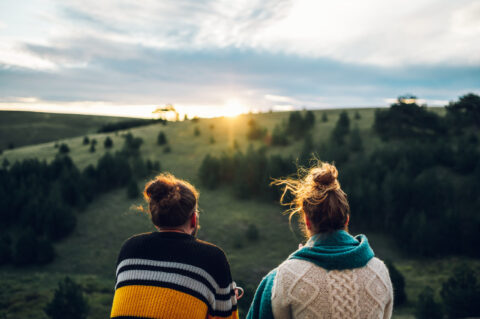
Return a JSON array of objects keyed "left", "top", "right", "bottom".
[
  {"left": 0, "top": 111, "right": 138, "bottom": 150},
  {"left": 0, "top": 108, "right": 478, "bottom": 319}
]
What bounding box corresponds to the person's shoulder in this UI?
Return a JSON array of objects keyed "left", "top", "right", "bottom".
[
  {"left": 194, "top": 238, "right": 228, "bottom": 262},
  {"left": 118, "top": 232, "right": 155, "bottom": 253},
  {"left": 365, "top": 257, "right": 391, "bottom": 282}
]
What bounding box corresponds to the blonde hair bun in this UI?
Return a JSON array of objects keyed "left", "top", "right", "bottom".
[{"left": 312, "top": 164, "right": 339, "bottom": 189}]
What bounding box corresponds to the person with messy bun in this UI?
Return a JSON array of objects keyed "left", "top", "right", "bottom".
[
  {"left": 247, "top": 162, "right": 393, "bottom": 319},
  {"left": 111, "top": 173, "right": 240, "bottom": 319}
]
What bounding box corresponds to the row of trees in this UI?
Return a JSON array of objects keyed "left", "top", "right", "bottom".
[
  {"left": 97, "top": 118, "right": 166, "bottom": 133},
  {"left": 0, "top": 133, "right": 160, "bottom": 266},
  {"left": 198, "top": 146, "right": 296, "bottom": 201},
  {"left": 312, "top": 96, "right": 480, "bottom": 257}
]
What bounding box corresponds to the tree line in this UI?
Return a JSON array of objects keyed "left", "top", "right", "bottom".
[
  {"left": 0, "top": 132, "right": 160, "bottom": 266},
  {"left": 198, "top": 93, "right": 480, "bottom": 258}
]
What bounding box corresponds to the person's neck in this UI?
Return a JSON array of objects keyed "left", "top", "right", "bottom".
[{"left": 157, "top": 227, "right": 190, "bottom": 235}]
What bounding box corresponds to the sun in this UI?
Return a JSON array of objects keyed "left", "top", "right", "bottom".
[{"left": 223, "top": 99, "right": 248, "bottom": 117}]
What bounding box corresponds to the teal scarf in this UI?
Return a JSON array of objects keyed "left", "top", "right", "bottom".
[
  {"left": 247, "top": 230, "right": 374, "bottom": 319},
  {"left": 289, "top": 230, "right": 374, "bottom": 270}
]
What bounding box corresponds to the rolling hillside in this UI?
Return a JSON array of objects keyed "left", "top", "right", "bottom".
[
  {"left": 0, "top": 111, "right": 138, "bottom": 150},
  {"left": 0, "top": 108, "right": 477, "bottom": 319}
]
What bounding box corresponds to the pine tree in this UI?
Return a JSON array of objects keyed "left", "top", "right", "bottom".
[
  {"left": 126, "top": 180, "right": 139, "bottom": 199},
  {"left": 385, "top": 261, "right": 407, "bottom": 306},
  {"left": 104, "top": 136, "right": 113, "bottom": 149},
  {"left": 157, "top": 131, "right": 167, "bottom": 145},
  {"left": 44, "top": 277, "right": 89, "bottom": 319}
]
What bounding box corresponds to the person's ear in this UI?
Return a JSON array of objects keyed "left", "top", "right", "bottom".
[
  {"left": 305, "top": 216, "right": 312, "bottom": 230},
  {"left": 345, "top": 214, "right": 350, "bottom": 227},
  {"left": 190, "top": 213, "right": 197, "bottom": 229}
]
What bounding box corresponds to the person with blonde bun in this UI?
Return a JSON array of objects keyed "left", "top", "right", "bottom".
[
  {"left": 247, "top": 162, "right": 393, "bottom": 319},
  {"left": 111, "top": 173, "right": 239, "bottom": 319}
]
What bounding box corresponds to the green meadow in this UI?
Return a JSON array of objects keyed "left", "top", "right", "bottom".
[{"left": 0, "top": 109, "right": 478, "bottom": 319}]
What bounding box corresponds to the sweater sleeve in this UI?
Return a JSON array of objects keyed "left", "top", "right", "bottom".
[{"left": 246, "top": 270, "right": 277, "bottom": 319}]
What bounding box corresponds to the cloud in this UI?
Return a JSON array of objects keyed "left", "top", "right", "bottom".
[{"left": 0, "top": 0, "right": 479, "bottom": 116}]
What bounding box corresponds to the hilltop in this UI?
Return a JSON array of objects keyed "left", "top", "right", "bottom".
[{"left": 0, "top": 107, "right": 478, "bottom": 319}]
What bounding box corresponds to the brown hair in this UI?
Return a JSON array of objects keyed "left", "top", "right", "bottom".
[
  {"left": 272, "top": 161, "right": 350, "bottom": 236},
  {"left": 143, "top": 173, "right": 199, "bottom": 228}
]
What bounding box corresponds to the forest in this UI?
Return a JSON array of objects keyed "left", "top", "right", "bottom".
[{"left": 199, "top": 94, "right": 480, "bottom": 258}]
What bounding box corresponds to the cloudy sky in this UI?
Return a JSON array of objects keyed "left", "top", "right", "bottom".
[{"left": 1, "top": 0, "right": 479, "bottom": 117}]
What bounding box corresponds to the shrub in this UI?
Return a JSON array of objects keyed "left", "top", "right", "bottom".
[
  {"left": 385, "top": 261, "right": 407, "bottom": 306},
  {"left": 163, "top": 145, "right": 171, "bottom": 153},
  {"left": 157, "top": 131, "right": 167, "bottom": 145},
  {"left": 104, "top": 136, "right": 113, "bottom": 149},
  {"left": 354, "top": 111, "right": 361, "bottom": 120},
  {"left": 415, "top": 286, "right": 443, "bottom": 319},
  {"left": 44, "top": 277, "right": 89, "bottom": 319},
  {"left": 209, "top": 136, "right": 216, "bottom": 144},
  {"left": 82, "top": 136, "right": 89, "bottom": 145},
  {"left": 194, "top": 127, "right": 201, "bottom": 136},
  {"left": 440, "top": 264, "right": 480, "bottom": 318},
  {"left": 89, "top": 144, "right": 95, "bottom": 153}
]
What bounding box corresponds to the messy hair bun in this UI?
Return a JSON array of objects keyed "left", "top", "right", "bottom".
[
  {"left": 272, "top": 161, "right": 349, "bottom": 235},
  {"left": 143, "top": 174, "right": 198, "bottom": 228}
]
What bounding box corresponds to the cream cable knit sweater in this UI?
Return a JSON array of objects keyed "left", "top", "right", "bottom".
[{"left": 271, "top": 257, "right": 393, "bottom": 319}]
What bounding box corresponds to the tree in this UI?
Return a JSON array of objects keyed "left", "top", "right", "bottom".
[
  {"left": 59, "top": 143, "right": 70, "bottom": 154},
  {"left": 446, "top": 93, "right": 480, "bottom": 129},
  {"left": 89, "top": 144, "right": 96, "bottom": 153},
  {"left": 349, "top": 126, "right": 363, "bottom": 152},
  {"left": 304, "top": 110, "right": 315, "bottom": 129},
  {"left": 194, "top": 126, "right": 201, "bottom": 137},
  {"left": 44, "top": 277, "right": 89, "bottom": 319},
  {"left": 415, "top": 286, "right": 443, "bottom": 319},
  {"left": 198, "top": 154, "right": 220, "bottom": 189},
  {"left": 12, "top": 230, "right": 38, "bottom": 266},
  {"left": 354, "top": 111, "right": 361, "bottom": 120},
  {"left": 2, "top": 158, "right": 9, "bottom": 169},
  {"left": 331, "top": 111, "right": 350, "bottom": 145},
  {"left": 82, "top": 136, "right": 90, "bottom": 145},
  {"left": 104, "top": 136, "right": 113, "bottom": 149},
  {"left": 126, "top": 180, "right": 139, "bottom": 199},
  {"left": 321, "top": 112, "right": 328, "bottom": 122},
  {"left": 440, "top": 264, "right": 480, "bottom": 318},
  {"left": 385, "top": 261, "right": 407, "bottom": 306},
  {"left": 271, "top": 124, "right": 288, "bottom": 146},
  {"left": 157, "top": 131, "right": 167, "bottom": 145},
  {"left": 0, "top": 234, "right": 11, "bottom": 264},
  {"left": 247, "top": 119, "right": 267, "bottom": 140}
]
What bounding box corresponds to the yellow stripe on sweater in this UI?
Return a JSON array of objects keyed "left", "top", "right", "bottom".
[
  {"left": 111, "top": 285, "right": 208, "bottom": 319},
  {"left": 208, "top": 310, "right": 240, "bottom": 319}
]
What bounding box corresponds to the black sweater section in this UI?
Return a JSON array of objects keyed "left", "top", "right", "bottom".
[{"left": 116, "top": 232, "right": 233, "bottom": 289}]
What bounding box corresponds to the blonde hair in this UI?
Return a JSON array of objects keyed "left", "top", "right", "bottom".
[{"left": 272, "top": 161, "right": 350, "bottom": 236}]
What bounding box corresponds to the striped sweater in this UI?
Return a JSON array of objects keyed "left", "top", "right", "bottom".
[{"left": 110, "top": 232, "right": 239, "bottom": 319}]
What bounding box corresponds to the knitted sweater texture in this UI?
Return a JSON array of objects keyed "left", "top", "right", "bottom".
[
  {"left": 247, "top": 231, "right": 393, "bottom": 319},
  {"left": 110, "top": 232, "right": 239, "bottom": 319}
]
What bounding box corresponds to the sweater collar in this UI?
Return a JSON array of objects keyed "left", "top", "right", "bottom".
[{"left": 288, "top": 230, "right": 374, "bottom": 270}]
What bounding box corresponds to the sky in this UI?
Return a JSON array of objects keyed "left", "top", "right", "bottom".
[{"left": 0, "top": 0, "right": 479, "bottom": 118}]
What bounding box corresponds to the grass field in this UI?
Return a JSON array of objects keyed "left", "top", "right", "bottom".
[
  {"left": 0, "top": 108, "right": 477, "bottom": 319},
  {"left": 0, "top": 110, "right": 135, "bottom": 150}
]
